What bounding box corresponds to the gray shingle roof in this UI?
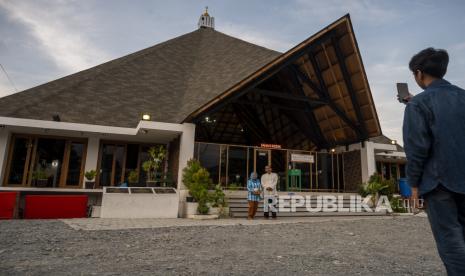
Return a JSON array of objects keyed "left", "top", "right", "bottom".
[{"left": 0, "top": 28, "right": 281, "bottom": 127}]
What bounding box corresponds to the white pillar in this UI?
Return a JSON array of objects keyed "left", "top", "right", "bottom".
[
  {"left": 177, "top": 123, "right": 196, "bottom": 189},
  {"left": 177, "top": 123, "right": 195, "bottom": 218},
  {"left": 361, "top": 141, "right": 376, "bottom": 183},
  {"left": 83, "top": 136, "right": 100, "bottom": 188},
  {"left": 0, "top": 129, "right": 10, "bottom": 185}
]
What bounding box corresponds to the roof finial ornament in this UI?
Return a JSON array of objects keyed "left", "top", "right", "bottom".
[{"left": 198, "top": 7, "right": 215, "bottom": 29}]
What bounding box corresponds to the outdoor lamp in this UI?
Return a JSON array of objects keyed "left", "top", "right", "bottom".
[
  {"left": 391, "top": 140, "right": 397, "bottom": 145},
  {"left": 330, "top": 148, "right": 336, "bottom": 153},
  {"left": 142, "top": 114, "right": 151, "bottom": 121}
]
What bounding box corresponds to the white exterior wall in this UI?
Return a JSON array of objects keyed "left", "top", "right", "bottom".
[
  {"left": 360, "top": 141, "right": 398, "bottom": 183},
  {"left": 177, "top": 123, "right": 196, "bottom": 189},
  {"left": 0, "top": 129, "right": 10, "bottom": 185},
  {"left": 177, "top": 123, "right": 196, "bottom": 218},
  {"left": 100, "top": 189, "right": 179, "bottom": 218},
  {"left": 83, "top": 136, "right": 100, "bottom": 187},
  {"left": 360, "top": 142, "right": 376, "bottom": 183}
]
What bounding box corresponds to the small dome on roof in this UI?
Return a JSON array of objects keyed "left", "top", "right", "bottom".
[{"left": 198, "top": 7, "right": 215, "bottom": 29}]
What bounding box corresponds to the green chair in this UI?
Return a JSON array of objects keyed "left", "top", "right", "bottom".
[{"left": 287, "top": 169, "right": 302, "bottom": 192}]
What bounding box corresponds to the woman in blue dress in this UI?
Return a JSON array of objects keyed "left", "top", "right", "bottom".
[{"left": 247, "top": 172, "right": 262, "bottom": 220}]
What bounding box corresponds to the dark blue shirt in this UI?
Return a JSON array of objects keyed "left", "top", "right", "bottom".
[{"left": 403, "top": 79, "right": 465, "bottom": 195}]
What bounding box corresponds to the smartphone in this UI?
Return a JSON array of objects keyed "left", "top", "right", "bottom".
[{"left": 397, "top": 83, "right": 410, "bottom": 103}]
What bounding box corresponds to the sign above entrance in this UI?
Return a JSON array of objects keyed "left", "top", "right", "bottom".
[
  {"left": 260, "top": 144, "right": 281, "bottom": 149},
  {"left": 291, "top": 153, "right": 314, "bottom": 163}
]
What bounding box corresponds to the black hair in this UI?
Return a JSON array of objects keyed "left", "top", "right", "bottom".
[{"left": 409, "top": 47, "right": 449, "bottom": 78}]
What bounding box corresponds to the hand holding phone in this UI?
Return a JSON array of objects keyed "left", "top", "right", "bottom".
[{"left": 397, "top": 83, "right": 413, "bottom": 103}]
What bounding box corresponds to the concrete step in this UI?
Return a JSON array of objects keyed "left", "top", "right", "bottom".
[
  {"left": 230, "top": 211, "right": 387, "bottom": 218},
  {"left": 226, "top": 194, "right": 387, "bottom": 218}
]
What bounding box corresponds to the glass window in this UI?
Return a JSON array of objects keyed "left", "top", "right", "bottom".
[
  {"left": 290, "top": 151, "right": 311, "bottom": 191},
  {"left": 7, "top": 137, "right": 30, "bottom": 185},
  {"left": 99, "top": 144, "right": 114, "bottom": 186},
  {"left": 66, "top": 142, "right": 84, "bottom": 186},
  {"left": 391, "top": 164, "right": 398, "bottom": 180},
  {"left": 4, "top": 135, "right": 86, "bottom": 188},
  {"left": 219, "top": 145, "right": 227, "bottom": 186},
  {"left": 139, "top": 145, "right": 150, "bottom": 185},
  {"left": 227, "top": 146, "right": 247, "bottom": 187},
  {"left": 271, "top": 150, "right": 287, "bottom": 192},
  {"left": 198, "top": 143, "right": 220, "bottom": 184},
  {"left": 317, "top": 153, "right": 331, "bottom": 190},
  {"left": 31, "top": 138, "right": 66, "bottom": 188},
  {"left": 399, "top": 164, "right": 406, "bottom": 178}
]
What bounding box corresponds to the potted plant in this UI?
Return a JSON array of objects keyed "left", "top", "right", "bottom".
[
  {"left": 182, "top": 159, "right": 215, "bottom": 216},
  {"left": 359, "top": 174, "right": 389, "bottom": 207},
  {"left": 84, "top": 170, "right": 97, "bottom": 189},
  {"left": 142, "top": 145, "right": 166, "bottom": 187},
  {"left": 32, "top": 167, "right": 48, "bottom": 187},
  {"left": 209, "top": 184, "right": 227, "bottom": 215},
  {"left": 127, "top": 170, "right": 139, "bottom": 187}
]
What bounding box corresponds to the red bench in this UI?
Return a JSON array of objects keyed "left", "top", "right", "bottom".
[
  {"left": 0, "top": 192, "right": 19, "bottom": 219},
  {"left": 24, "top": 195, "right": 88, "bottom": 219}
]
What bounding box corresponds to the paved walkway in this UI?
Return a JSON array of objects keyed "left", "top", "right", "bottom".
[{"left": 61, "top": 215, "right": 411, "bottom": 231}]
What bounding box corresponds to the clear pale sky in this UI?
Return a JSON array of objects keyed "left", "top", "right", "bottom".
[{"left": 1, "top": 0, "right": 465, "bottom": 145}]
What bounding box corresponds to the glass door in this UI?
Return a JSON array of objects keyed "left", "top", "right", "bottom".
[
  {"left": 254, "top": 149, "right": 270, "bottom": 178},
  {"left": 98, "top": 143, "right": 125, "bottom": 187},
  {"left": 4, "top": 136, "right": 33, "bottom": 186}
]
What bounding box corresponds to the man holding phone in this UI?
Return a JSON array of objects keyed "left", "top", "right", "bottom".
[{"left": 402, "top": 48, "right": 465, "bottom": 275}]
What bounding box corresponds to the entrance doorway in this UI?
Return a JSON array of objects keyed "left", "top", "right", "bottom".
[
  {"left": 254, "top": 149, "right": 270, "bottom": 176},
  {"left": 253, "top": 149, "right": 287, "bottom": 191}
]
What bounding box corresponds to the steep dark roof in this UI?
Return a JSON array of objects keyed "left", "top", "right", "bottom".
[{"left": 0, "top": 28, "right": 280, "bottom": 127}]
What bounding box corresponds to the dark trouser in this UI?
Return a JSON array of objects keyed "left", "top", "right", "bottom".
[
  {"left": 424, "top": 185, "right": 465, "bottom": 276},
  {"left": 264, "top": 197, "right": 277, "bottom": 219},
  {"left": 248, "top": 200, "right": 259, "bottom": 219}
]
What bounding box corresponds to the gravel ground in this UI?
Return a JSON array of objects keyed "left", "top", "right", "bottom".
[{"left": 0, "top": 216, "right": 444, "bottom": 275}]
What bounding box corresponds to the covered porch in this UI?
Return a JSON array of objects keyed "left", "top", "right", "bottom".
[{"left": 0, "top": 117, "right": 195, "bottom": 218}]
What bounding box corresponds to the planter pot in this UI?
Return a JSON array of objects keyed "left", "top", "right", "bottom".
[
  {"left": 146, "top": 181, "right": 157, "bottom": 187},
  {"left": 220, "top": 206, "right": 230, "bottom": 217},
  {"left": 208, "top": 207, "right": 220, "bottom": 215},
  {"left": 185, "top": 202, "right": 198, "bottom": 217},
  {"left": 85, "top": 181, "right": 95, "bottom": 189},
  {"left": 35, "top": 179, "right": 48, "bottom": 187},
  {"left": 188, "top": 214, "right": 219, "bottom": 220}
]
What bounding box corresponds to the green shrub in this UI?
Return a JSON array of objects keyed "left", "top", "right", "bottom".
[
  {"left": 32, "top": 167, "right": 48, "bottom": 180},
  {"left": 127, "top": 170, "right": 139, "bottom": 183},
  {"left": 84, "top": 170, "right": 97, "bottom": 181},
  {"left": 210, "top": 184, "right": 227, "bottom": 207},
  {"left": 390, "top": 197, "right": 408, "bottom": 213},
  {"left": 182, "top": 159, "right": 213, "bottom": 214},
  {"left": 142, "top": 145, "right": 166, "bottom": 182},
  {"left": 227, "top": 183, "right": 240, "bottom": 191},
  {"left": 182, "top": 159, "right": 202, "bottom": 189},
  {"left": 359, "top": 173, "right": 390, "bottom": 206}
]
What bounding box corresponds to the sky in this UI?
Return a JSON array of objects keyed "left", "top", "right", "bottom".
[{"left": 1, "top": 0, "right": 465, "bottom": 145}]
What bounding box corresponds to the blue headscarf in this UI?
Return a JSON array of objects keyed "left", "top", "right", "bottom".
[{"left": 249, "top": 172, "right": 259, "bottom": 183}]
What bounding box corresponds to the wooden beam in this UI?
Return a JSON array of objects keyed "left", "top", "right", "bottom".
[
  {"left": 330, "top": 35, "right": 368, "bottom": 139},
  {"left": 232, "top": 103, "right": 271, "bottom": 143},
  {"left": 252, "top": 88, "right": 327, "bottom": 106},
  {"left": 234, "top": 100, "right": 322, "bottom": 113},
  {"left": 297, "top": 58, "right": 363, "bottom": 139},
  {"left": 285, "top": 68, "right": 328, "bottom": 148}
]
